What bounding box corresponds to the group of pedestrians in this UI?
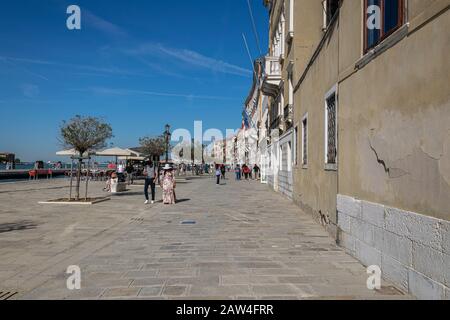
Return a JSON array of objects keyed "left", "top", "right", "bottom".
[
  {"left": 234, "top": 164, "right": 260, "bottom": 181},
  {"left": 214, "top": 163, "right": 260, "bottom": 184},
  {"left": 143, "top": 161, "right": 176, "bottom": 205}
]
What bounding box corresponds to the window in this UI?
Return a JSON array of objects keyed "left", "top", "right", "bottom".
[
  {"left": 272, "top": 12, "right": 286, "bottom": 58},
  {"left": 364, "top": 0, "right": 404, "bottom": 52},
  {"left": 294, "top": 126, "right": 298, "bottom": 166},
  {"left": 302, "top": 115, "right": 308, "bottom": 167},
  {"left": 325, "top": 88, "right": 337, "bottom": 168},
  {"left": 287, "top": 141, "right": 292, "bottom": 172},
  {"left": 323, "top": 0, "right": 340, "bottom": 29}
]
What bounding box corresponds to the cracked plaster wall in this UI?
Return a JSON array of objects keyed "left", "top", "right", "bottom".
[{"left": 339, "top": 8, "right": 450, "bottom": 220}]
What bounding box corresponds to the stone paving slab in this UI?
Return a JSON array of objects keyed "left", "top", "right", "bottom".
[{"left": 0, "top": 177, "right": 413, "bottom": 299}]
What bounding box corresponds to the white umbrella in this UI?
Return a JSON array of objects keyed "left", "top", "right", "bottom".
[
  {"left": 56, "top": 149, "right": 93, "bottom": 200},
  {"left": 118, "top": 156, "right": 146, "bottom": 161},
  {"left": 95, "top": 147, "right": 136, "bottom": 165},
  {"left": 56, "top": 149, "right": 91, "bottom": 157},
  {"left": 117, "top": 148, "right": 145, "bottom": 161},
  {"left": 95, "top": 147, "right": 135, "bottom": 157}
]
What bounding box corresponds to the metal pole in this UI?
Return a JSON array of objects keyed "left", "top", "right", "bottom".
[
  {"left": 85, "top": 157, "right": 90, "bottom": 201},
  {"left": 69, "top": 158, "right": 74, "bottom": 200},
  {"left": 165, "top": 133, "right": 169, "bottom": 163}
]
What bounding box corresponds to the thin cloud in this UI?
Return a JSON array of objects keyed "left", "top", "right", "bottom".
[
  {"left": 127, "top": 43, "right": 252, "bottom": 77},
  {"left": 0, "top": 56, "right": 149, "bottom": 78},
  {"left": 83, "top": 10, "right": 128, "bottom": 38},
  {"left": 134, "top": 56, "right": 186, "bottom": 79},
  {"left": 75, "top": 87, "right": 239, "bottom": 101},
  {"left": 0, "top": 57, "right": 49, "bottom": 81},
  {"left": 20, "top": 84, "right": 40, "bottom": 98}
]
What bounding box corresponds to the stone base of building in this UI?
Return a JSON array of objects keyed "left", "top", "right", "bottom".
[
  {"left": 277, "top": 170, "right": 292, "bottom": 199},
  {"left": 267, "top": 171, "right": 293, "bottom": 200},
  {"left": 337, "top": 194, "right": 450, "bottom": 300}
]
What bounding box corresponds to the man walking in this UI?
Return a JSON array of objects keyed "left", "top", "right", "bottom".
[
  {"left": 235, "top": 164, "right": 241, "bottom": 180},
  {"left": 215, "top": 165, "right": 221, "bottom": 185},
  {"left": 126, "top": 162, "right": 134, "bottom": 185},
  {"left": 220, "top": 164, "right": 226, "bottom": 180},
  {"left": 144, "top": 160, "right": 157, "bottom": 204},
  {"left": 253, "top": 164, "right": 260, "bottom": 180}
]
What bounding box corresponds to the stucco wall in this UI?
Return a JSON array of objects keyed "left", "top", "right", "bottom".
[
  {"left": 290, "top": 0, "right": 324, "bottom": 77},
  {"left": 292, "top": 21, "right": 340, "bottom": 237},
  {"left": 408, "top": 0, "right": 441, "bottom": 19},
  {"left": 338, "top": 8, "right": 450, "bottom": 221},
  {"left": 338, "top": 0, "right": 362, "bottom": 73}
]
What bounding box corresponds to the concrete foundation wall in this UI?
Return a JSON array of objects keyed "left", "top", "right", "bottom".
[{"left": 337, "top": 194, "right": 450, "bottom": 299}]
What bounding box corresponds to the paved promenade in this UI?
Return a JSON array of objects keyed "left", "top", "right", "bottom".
[{"left": 0, "top": 176, "right": 411, "bottom": 299}]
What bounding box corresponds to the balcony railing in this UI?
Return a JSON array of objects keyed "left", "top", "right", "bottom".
[
  {"left": 261, "top": 56, "right": 282, "bottom": 97},
  {"left": 265, "top": 56, "right": 281, "bottom": 77}
]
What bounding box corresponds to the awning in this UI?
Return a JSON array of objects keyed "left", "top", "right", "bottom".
[
  {"left": 95, "top": 147, "right": 135, "bottom": 157},
  {"left": 56, "top": 149, "right": 91, "bottom": 157},
  {"left": 118, "top": 156, "right": 146, "bottom": 161}
]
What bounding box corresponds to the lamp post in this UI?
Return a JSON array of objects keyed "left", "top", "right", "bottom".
[{"left": 164, "top": 124, "right": 171, "bottom": 163}]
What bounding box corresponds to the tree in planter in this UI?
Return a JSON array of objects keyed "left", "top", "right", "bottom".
[
  {"left": 139, "top": 135, "right": 168, "bottom": 163},
  {"left": 60, "top": 115, "right": 113, "bottom": 200}
]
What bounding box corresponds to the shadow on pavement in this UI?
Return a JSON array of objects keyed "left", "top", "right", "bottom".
[
  {"left": 176, "top": 199, "right": 191, "bottom": 203},
  {"left": 0, "top": 221, "right": 37, "bottom": 233}
]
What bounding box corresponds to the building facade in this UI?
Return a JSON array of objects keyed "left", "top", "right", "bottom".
[
  {"left": 258, "top": 0, "right": 450, "bottom": 299},
  {"left": 261, "top": 0, "right": 295, "bottom": 199}
]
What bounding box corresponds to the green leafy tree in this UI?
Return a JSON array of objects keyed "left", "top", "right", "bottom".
[
  {"left": 60, "top": 115, "right": 113, "bottom": 200},
  {"left": 139, "top": 135, "right": 168, "bottom": 162}
]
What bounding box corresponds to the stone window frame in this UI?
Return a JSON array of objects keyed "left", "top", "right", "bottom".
[
  {"left": 363, "top": 0, "right": 406, "bottom": 53},
  {"left": 294, "top": 125, "right": 299, "bottom": 167},
  {"left": 324, "top": 85, "right": 338, "bottom": 171},
  {"left": 301, "top": 113, "right": 309, "bottom": 169},
  {"left": 322, "top": 0, "right": 340, "bottom": 31},
  {"left": 357, "top": 0, "right": 409, "bottom": 69}
]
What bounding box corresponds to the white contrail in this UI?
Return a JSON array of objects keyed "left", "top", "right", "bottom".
[
  {"left": 246, "top": 0, "right": 263, "bottom": 56},
  {"left": 242, "top": 33, "right": 258, "bottom": 80}
]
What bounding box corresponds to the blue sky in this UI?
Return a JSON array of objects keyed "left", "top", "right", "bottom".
[{"left": 0, "top": 0, "right": 268, "bottom": 161}]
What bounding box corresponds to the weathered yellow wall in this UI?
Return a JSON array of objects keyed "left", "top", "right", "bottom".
[
  {"left": 290, "top": 0, "right": 324, "bottom": 77},
  {"left": 408, "top": 0, "right": 440, "bottom": 19},
  {"left": 339, "top": 7, "right": 450, "bottom": 220},
  {"left": 292, "top": 21, "right": 340, "bottom": 236},
  {"left": 291, "top": 0, "right": 450, "bottom": 233},
  {"left": 338, "top": 0, "right": 362, "bottom": 73}
]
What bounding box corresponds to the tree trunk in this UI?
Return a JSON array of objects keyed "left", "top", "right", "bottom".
[{"left": 75, "top": 159, "right": 82, "bottom": 200}]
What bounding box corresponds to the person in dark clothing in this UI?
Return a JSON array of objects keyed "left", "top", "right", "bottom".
[
  {"left": 242, "top": 164, "right": 250, "bottom": 180},
  {"left": 235, "top": 164, "right": 241, "bottom": 180},
  {"left": 220, "top": 164, "right": 226, "bottom": 179},
  {"left": 253, "top": 164, "right": 260, "bottom": 180},
  {"left": 143, "top": 161, "right": 157, "bottom": 204},
  {"left": 126, "top": 163, "right": 134, "bottom": 185}
]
